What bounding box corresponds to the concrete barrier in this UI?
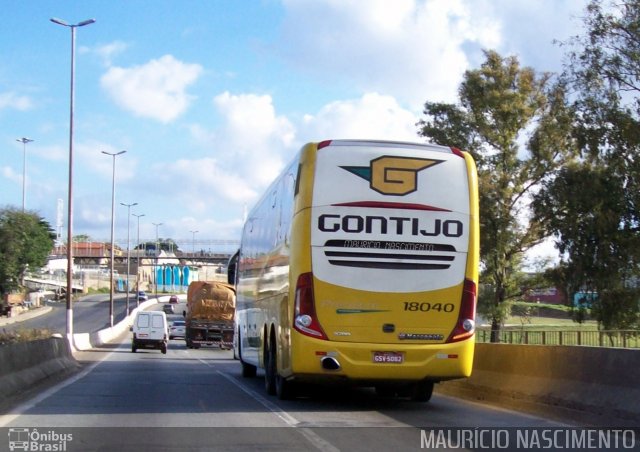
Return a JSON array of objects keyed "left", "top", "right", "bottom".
[
  {"left": 71, "top": 298, "right": 159, "bottom": 351},
  {"left": 436, "top": 343, "right": 640, "bottom": 426},
  {"left": 0, "top": 337, "right": 80, "bottom": 402},
  {"left": 0, "top": 297, "right": 166, "bottom": 401}
]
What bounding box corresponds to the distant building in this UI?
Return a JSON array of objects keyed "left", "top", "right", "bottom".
[
  {"left": 52, "top": 241, "right": 123, "bottom": 258},
  {"left": 524, "top": 287, "right": 566, "bottom": 304}
]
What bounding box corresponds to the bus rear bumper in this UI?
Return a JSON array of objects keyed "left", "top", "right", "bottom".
[{"left": 289, "top": 336, "right": 475, "bottom": 383}]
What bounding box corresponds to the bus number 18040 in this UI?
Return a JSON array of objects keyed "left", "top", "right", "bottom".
[{"left": 403, "top": 302, "right": 455, "bottom": 312}]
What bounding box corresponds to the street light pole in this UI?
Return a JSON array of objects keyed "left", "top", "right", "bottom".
[
  {"left": 50, "top": 17, "right": 96, "bottom": 342},
  {"left": 120, "top": 202, "right": 137, "bottom": 315},
  {"left": 152, "top": 222, "right": 162, "bottom": 299},
  {"left": 102, "top": 150, "right": 126, "bottom": 327},
  {"left": 133, "top": 213, "right": 145, "bottom": 307},
  {"left": 16, "top": 137, "right": 34, "bottom": 212},
  {"left": 190, "top": 230, "right": 199, "bottom": 255}
]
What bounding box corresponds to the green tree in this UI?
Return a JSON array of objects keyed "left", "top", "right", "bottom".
[
  {"left": 417, "top": 50, "right": 577, "bottom": 341},
  {"left": 0, "top": 207, "right": 56, "bottom": 294},
  {"left": 534, "top": 0, "right": 640, "bottom": 329}
]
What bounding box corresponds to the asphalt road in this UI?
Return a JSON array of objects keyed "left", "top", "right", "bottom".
[
  {"left": 1, "top": 293, "right": 141, "bottom": 334},
  {"left": 0, "top": 330, "right": 583, "bottom": 452}
]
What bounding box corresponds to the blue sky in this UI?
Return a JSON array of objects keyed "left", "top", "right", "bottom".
[{"left": 1, "top": 0, "right": 586, "bottom": 259}]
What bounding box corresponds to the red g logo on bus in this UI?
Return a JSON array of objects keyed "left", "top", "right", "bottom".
[{"left": 341, "top": 156, "right": 442, "bottom": 195}]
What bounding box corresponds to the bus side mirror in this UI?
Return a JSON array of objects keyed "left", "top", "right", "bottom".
[{"left": 227, "top": 250, "right": 239, "bottom": 286}]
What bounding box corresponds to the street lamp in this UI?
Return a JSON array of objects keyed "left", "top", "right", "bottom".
[
  {"left": 16, "top": 138, "right": 34, "bottom": 212},
  {"left": 190, "top": 230, "right": 199, "bottom": 255},
  {"left": 120, "top": 202, "right": 137, "bottom": 315},
  {"left": 50, "top": 17, "right": 96, "bottom": 342},
  {"left": 102, "top": 150, "right": 126, "bottom": 327},
  {"left": 153, "top": 222, "right": 162, "bottom": 299},
  {"left": 133, "top": 213, "right": 145, "bottom": 307}
]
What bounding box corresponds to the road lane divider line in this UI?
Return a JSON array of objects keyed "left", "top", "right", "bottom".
[
  {"left": 193, "top": 355, "right": 340, "bottom": 452},
  {"left": 0, "top": 347, "right": 119, "bottom": 427}
]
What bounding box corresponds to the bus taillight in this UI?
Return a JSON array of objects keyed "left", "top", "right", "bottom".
[
  {"left": 294, "top": 272, "right": 328, "bottom": 340},
  {"left": 446, "top": 279, "right": 477, "bottom": 343}
]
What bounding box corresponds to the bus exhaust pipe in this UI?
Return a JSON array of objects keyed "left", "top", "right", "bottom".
[{"left": 321, "top": 356, "right": 341, "bottom": 371}]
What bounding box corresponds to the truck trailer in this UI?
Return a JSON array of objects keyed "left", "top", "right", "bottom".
[{"left": 184, "top": 281, "right": 235, "bottom": 349}]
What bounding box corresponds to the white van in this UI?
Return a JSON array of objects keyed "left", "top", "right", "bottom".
[{"left": 131, "top": 311, "right": 168, "bottom": 354}]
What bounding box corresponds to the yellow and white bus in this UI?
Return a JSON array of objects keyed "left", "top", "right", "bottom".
[{"left": 230, "top": 139, "right": 479, "bottom": 401}]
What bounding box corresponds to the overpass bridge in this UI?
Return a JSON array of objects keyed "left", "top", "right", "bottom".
[
  {"left": 48, "top": 252, "right": 234, "bottom": 266},
  {"left": 23, "top": 276, "right": 83, "bottom": 293},
  {"left": 49, "top": 238, "right": 239, "bottom": 267},
  {"left": 40, "top": 239, "right": 238, "bottom": 293}
]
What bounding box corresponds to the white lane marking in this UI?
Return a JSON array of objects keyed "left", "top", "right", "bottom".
[
  {"left": 0, "top": 348, "right": 118, "bottom": 427},
  {"left": 194, "top": 355, "right": 341, "bottom": 452}
]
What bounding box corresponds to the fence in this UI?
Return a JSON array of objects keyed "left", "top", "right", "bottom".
[{"left": 476, "top": 328, "right": 640, "bottom": 348}]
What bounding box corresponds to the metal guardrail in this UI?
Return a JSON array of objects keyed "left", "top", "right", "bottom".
[{"left": 476, "top": 328, "right": 640, "bottom": 348}]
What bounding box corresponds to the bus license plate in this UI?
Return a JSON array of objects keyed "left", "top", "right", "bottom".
[{"left": 372, "top": 351, "right": 404, "bottom": 364}]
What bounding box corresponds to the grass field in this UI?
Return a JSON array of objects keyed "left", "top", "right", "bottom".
[{"left": 476, "top": 302, "right": 639, "bottom": 348}]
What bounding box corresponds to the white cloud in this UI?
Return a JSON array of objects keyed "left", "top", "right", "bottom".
[
  {"left": 0, "top": 91, "right": 33, "bottom": 111},
  {"left": 94, "top": 41, "right": 129, "bottom": 67},
  {"left": 180, "top": 91, "right": 421, "bottom": 221},
  {"left": 465, "top": 0, "right": 586, "bottom": 72},
  {"left": 101, "top": 55, "right": 203, "bottom": 123},
  {"left": 279, "top": 0, "right": 501, "bottom": 109},
  {"left": 1, "top": 166, "right": 19, "bottom": 184},
  {"left": 213, "top": 91, "right": 296, "bottom": 187},
  {"left": 32, "top": 144, "right": 67, "bottom": 162},
  {"left": 299, "top": 92, "right": 420, "bottom": 142},
  {"left": 155, "top": 157, "right": 257, "bottom": 206},
  {"left": 78, "top": 141, "right": 138, "bottom": 182}
]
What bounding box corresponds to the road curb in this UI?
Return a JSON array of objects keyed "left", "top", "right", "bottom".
[{"left": 0, "top": 306, "right": 53, "bottom": 327}]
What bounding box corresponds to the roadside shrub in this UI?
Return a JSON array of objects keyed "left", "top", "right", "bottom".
[{"left": 0, "top": 328, "right": 55, "bottom": 345}]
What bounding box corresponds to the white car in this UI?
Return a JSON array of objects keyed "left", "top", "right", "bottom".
[{"left": 169, "top": 320, "right": 186, "bottom": 339}]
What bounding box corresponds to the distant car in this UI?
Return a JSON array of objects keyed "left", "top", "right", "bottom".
[
  {"left": 169, "top": 295, "right": 179, "bottom": 304},
  {"left": 138, "top": 291, "right": 148, "bottom": 301},
  {"left": 162, "top": 304, "right": 174, "bottom": 314},
  {"left": 169, "top": 320, "right": 186, "bottom": 339}
]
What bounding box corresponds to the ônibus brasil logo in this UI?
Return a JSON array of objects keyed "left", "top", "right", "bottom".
[
  {"left": 340, "top": 156, "right": 442, "bottom": 196},
  {"left": 8, "top": 428, "right": 73, "bottom": 451}
]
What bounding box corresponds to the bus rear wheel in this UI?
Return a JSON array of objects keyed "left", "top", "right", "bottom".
[
  {"left": 276, "top": 374, "right": 295, "bottom": 400},
  {"left": 264, "top": 336, "right": 277, "bottom": 395},
  {"left": 375, "top": 385, "right": 396, "bottom": 398},
  {"left": 410, "top": 381, "right": 434, "bottom": 402}
]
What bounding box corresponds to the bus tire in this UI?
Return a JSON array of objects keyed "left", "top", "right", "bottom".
[
  {"left": 233, "top": 328, "right": 239, "bottom": 360},
  {"left": 264, "top": 334, "right": 277, "bottom": 395},
  {"left": 375, "top": 385, "right": 396, "bottom": 398},
  {"left": 276, "top": 374, "right": 295, "bottom": 400},
  {"left": 239, "top": 333, "right": 257, "bottom": 378},
  {"left": 242, "top": 360, "right": 257, "bottom": 378},
  {"left": 410, "top": 381, "right": 434, "bottom": 402}
]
